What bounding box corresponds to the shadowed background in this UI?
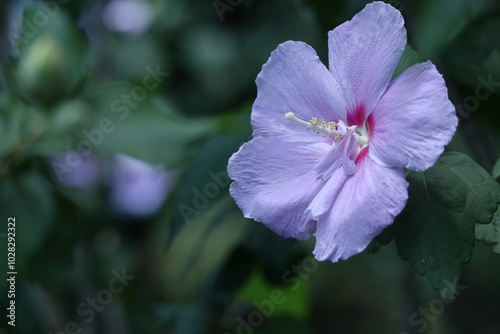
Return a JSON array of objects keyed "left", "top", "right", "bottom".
[{"left": 0, "top": 0, "right": 499, "bottom": 333}]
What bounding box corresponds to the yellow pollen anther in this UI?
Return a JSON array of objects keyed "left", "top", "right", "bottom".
[
  {"left": 284, "top": 112, "right": 369, "bottom": 148},
  {"left": 285, "top": 112, "right": 341, "bottom": 137},
  {"left": 307, "top": 118, "right": 338, "bottom": 134}
]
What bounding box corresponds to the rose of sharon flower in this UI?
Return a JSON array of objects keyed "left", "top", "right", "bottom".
[{"left": 227, "top": 2, "right": 458, "bottom": 262}]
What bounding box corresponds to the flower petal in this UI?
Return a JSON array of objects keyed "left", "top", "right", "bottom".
[
  {"left": 228, "top": 137, "right": 329, "bottom": 240},
  {"left": 369, "top": 61, "right": 458, "bottom": 171},
  {"left": 252, "top": 41, "right": 347, "bottom": 142},
  {"left": 313, "top": 152, "right": 408, "bottom": 262},
  {"left": 306, "top": 167, "right": 346, "bottom": 219},
  {"left": 314, "top": 133, "right": 357, "bottom": 179},
  {"left": 328, "top": 2, "right": 406, "bottom": 126}
]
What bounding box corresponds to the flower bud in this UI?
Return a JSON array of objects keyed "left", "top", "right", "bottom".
[{"left": 6, "top": 2, "right": 88, "bottom": 108}]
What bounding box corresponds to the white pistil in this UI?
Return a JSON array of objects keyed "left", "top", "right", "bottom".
[
  {"left": 285, "top": 112, "right": 369, "bottom": 148},
  {"left": 354, "top": 125, "right": 369, "bottom": 148},
  {"left": 285, "top": 112, "right": 341, "bottom": 137},
  {"left": 355, "top": 133, "right": 369, "bottom": 148},
  {"left": 285, "top": 112, "right": 311, "bottom": 127}
]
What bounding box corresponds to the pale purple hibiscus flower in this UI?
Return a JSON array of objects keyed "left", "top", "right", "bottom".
[{"left": 227, "top": 2, "right": 457, "bottom": 262}]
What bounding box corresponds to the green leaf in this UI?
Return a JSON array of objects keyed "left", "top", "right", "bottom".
[
  {"left": 215, "top": 102, "right": 252, "bottom": 135},
  {"left": 83, "top": 84, "right": 214, "bottom": 165},
  {"left": 493, "top": 158, "right": 500, "bottom": 180},
  {"left": 446, "top": 17, "right": 500, "bottom": 88},
  {"left": 0, "top": 94, "right": 46, "bottom": 167},
  {"left": 476, "top": 208, "right": 500, "bottom": 253},
  {"left": 170, "top": 133, "right": 247, "bottom": 236},
  {"left": 161, "top": 195, "right": 251, "bottom": 302},
  {"left": 392, "top": 44, "right": 424, "bottom": 79},
  {"left": 0, "top": 172, "right": 56, "bottom": 274},
  {"left": 367, "top": 224, "right": 396, "bottom": 254},
  {"left": 394, "top": 152, "right": 500, "bottom": 299},
  {"left": 239, "top": 269, "right": 311, "bottom": 321},
  {"left": 415, "top": 0, "right": 492, "bottom": 58}
]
